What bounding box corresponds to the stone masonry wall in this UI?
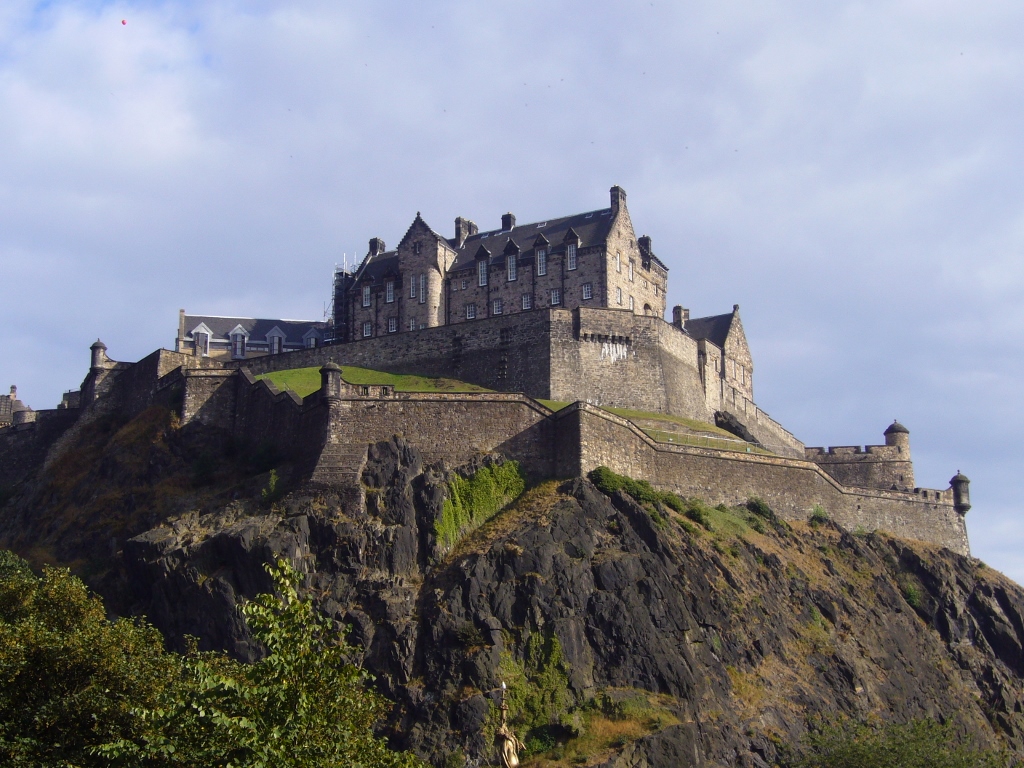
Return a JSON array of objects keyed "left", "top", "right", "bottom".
[
  {"left": 0, "top": 409, "right": 80, "bottom": 489},
  {"left": 557, "top": 404, "right": 970, "bottom": 555},
  {"left": 807, "top": 444, "right": 916, "bottom": 491}
]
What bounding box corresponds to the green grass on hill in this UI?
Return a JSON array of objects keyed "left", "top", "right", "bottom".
[{"left": 255, "top": 366, "right": 492, "bottom": 398}]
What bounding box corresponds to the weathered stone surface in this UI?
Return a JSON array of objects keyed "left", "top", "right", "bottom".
[{"left": 111, "top": 441, "right": 1024, "bottom": 766}]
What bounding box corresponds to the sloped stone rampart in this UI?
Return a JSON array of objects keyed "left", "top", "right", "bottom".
[{"left": 554, "top": 404, "right": 969, "bottom": 554}]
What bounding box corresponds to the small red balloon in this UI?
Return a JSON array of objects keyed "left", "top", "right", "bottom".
[{"left": 121, "top": 19, "right": 126, "bottom": 25}]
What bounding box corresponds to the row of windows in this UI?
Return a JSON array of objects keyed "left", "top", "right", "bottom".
[
  {"left": 363, "top": 276, "right": 427, "bottom": 307},
  {"left": 473, "top": 244, "right": 578, "bottom": 287}
]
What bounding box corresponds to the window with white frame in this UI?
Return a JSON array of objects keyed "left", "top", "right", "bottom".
[
  {"left": 478, "top": 260, "right": 488, "bottom": 286},
  {"left": 362, "top": 322, "right": 372, "bottom": 338},
  {"left": 362, "top": 284, "right": 371, "bottom": 307},
  {"left": 616, "top": 287, "right": 623, "bottom": 305},
  {"left": 410, "top": 278, "right": 417, "bottom": 298},
  {"left": 419, "top": 323, "right": 426, "bottom": 330},
  {"left": 550, "top": 288, "right": 561, "bottom": 305},
  {"left": 409, "top": 318, "right": 416, "bottom": 331},
  {"left": 194, "top": 331, "right": 209, "bottom": 356},
  {"left": 628, "top": 295, "right": 634, "bottom": 310},
  {"left": 466, "top": 303, "right": 476, "bottom": 319},
  {"left": 386, "top": 281, "right": 394, "bottom": 303},
  {"left": 536, "top": 249, "right": 547, "bottom": 276},
  {"left": 615, "top": 253, "right": 621, "bottom": 272},
  {"left": 628, "top": 261, "right": 634, "bottom": 281},
  {"left": 567, "top": 243, "right": 577, "bottom": 270},
  {"left": 582, "top": 283, "right": 593, "bottom": 300},
  {"left": 493, "top": 298, "right": 503, "bottom": 315},
  {"left": 461, "top": 279, "right": 468, "bottom": 290},
  {"left": 507, "top": 254, "right": 517, "bottom": 281},
  {"left": 522, "top": 293, "right": 532, "bottom": 310},
  {"left": 388, "top": 317, "right": 397, "bottom": 333},
  {"left": 419, "top": 273, "right": 425, "bottom": 303},
  {"left": 231, "top": 334, "right": 246, "bottom": 358},
  {"left": 305, "top": 336, "right": 318, "bottom": 349},
  {"left": 270, "top": 336, "right": 284, "bottom": 354}
]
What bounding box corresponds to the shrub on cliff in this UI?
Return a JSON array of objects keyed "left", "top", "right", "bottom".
[
  {"left": 787, "top": 717, "right": 1011, "bottom": 768},
  {"left": 435, "top": 460, "right": 525, "bottom": 554}
]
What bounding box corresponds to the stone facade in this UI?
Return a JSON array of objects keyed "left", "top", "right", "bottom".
[{"left": 0, "top": 341, "right": 973, "bottom": 557}]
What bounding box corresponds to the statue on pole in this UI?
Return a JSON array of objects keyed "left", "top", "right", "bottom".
[{"left": 497, "top": 681, "right": 525, "bottom": 768}]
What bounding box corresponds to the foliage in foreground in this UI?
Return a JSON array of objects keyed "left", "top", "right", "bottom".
[
  {"left": 786, "top": 717, "right": 1013, "bottom": 768},
  {"left": 0, "top": 551, "right": 422, "bottom": 768}
]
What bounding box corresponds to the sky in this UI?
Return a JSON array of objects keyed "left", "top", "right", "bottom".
[{"left": 2, "top": 1, "right": 1023, "bottom": 582}]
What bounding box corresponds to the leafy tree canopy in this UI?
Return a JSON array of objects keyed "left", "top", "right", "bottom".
[{"left": 0, "top": 551, "right": 423, "bottom": 768}]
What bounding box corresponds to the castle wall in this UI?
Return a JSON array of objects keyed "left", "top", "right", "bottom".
[
  {"left": 557, "top": 404, "right": 970, "bottom": 555},
  {"left": 805, "top": 445, "right": 916, "bottom": 491},
  {"left": 0, "top": 409, "right": 80, "bottom": 489},
  {"left": 718, "top": 382, "right": 803, "bottom": 457}
]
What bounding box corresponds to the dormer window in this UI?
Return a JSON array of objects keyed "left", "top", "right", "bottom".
[
  {"left": 194, "top": 332, "right": 209, "bottom": 356},
  {"left": 386, "top": 280, "right": 394, "bottom": 303},
  {"left": 270, "top": 336, "right": 283, "bottom": 354},
  {"left": 567, "top": 243, "right": 577, "bottom": 270},
  {"left": 231, "top": 333, "right": 246, "bottom": 358},
  {"left": 507, "top": 254, "right": 517, "bottom": 281},
  {"left": 536, "top": 249, "right": 547, "bottom": 276},
  {"left": 478, "top": 260, "right": 488, "bottom": 286},
  {"left": 362, "top": 284, "right": 371, "bottom": 307}
]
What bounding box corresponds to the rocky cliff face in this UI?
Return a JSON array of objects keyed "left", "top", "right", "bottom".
[{"left": 1, "top": 409, "right": 1023, "bottom": 767}]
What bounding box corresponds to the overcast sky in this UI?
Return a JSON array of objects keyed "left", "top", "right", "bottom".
[{"left": 3, "top": 1, "right": 1022, "bottom": 582}]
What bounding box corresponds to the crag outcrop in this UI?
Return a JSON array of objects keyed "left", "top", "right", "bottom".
[{"left": 105, "top": 436, "right": 1024, "bottom": 767}]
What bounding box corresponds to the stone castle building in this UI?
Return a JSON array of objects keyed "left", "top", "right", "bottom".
[{"left": 0, "top": 186, "right": 974, "bottom": 556}]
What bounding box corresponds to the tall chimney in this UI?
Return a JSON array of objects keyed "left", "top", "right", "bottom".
[
  {"left": 368, "top": 238, "right": 386, "bottom": 257},
  {"left": 672, "top": 306, "right": 684, "bottom": 329},
  {"left": 638, "top": 235, "right": 652, "bottom": 253},
  {"left": 455, "top": 217, "right": 477, "bottom": 247},
  {"left": 610, "top": 185, "right": 627, "bottom": 215},
  {"left": 501, "top": 213, "right": 516, "bottom": 231}
]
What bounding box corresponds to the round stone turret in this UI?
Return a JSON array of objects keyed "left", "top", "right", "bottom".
[
  {"left": 90, "top": 339, "right": 108, "bottom": 370},
  {"left": 883, "top": 420, "right": 910, "bottom": 453},
  {"left": 320, "top": 361, "right": 343, "bottom": 401},
  {"left": 950, "top": 471, "right": 971, "bottom": 515}
]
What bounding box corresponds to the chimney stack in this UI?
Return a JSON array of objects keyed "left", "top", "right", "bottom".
[
  {"left": 610, "top": 185, "right": 627, "bottom": 215},
  {"left": 455, "top": 217, "right": 478, "bottom": 247},
  {"left": 672, "top": 306, "right": 686, "bottom": 329},
  {"left": 501, "top": 212, "right": 516, "bottom": 231},
  {"left": 368, "top": 238, "right": 386, "bottom": 257},
  {"left": 638, "top": 235, "right": 652, "bottom": 253}
]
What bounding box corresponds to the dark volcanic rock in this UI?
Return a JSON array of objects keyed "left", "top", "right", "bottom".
[{"left": 9, "top": 433, "right": 1024, "bottom": 765}]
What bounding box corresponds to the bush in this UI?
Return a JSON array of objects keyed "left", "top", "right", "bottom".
[
  {"left": 809, "top": 505, "right": 829, "bottom": 526},
  {"left": 588, "top": 467, "right": 688, "bottom": 521},
  {"left": 746, "top": 497, "right": 777, "bottom": 522},
  {"left": 787, "top": 717, "right": 1011, "bottom": 768},
  {"left": 683, "top": 500, "right": 714, "bottom": 529}
]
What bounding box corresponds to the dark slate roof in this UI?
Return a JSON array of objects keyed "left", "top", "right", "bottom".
[
  {"left": 684, "top": 313, "right": 734, "bottom": 347},
  {"left": 448, "top": 208, "right": 616, "bottom": 271},
  {"left": 884, "top": 421, "right": 910, "bottom": 435},
  {"left": 184, "top": 315, "right": 326, "bottom": 343},
  {"left": 352, "top": 253, "right": 400, "bottom": 286}
]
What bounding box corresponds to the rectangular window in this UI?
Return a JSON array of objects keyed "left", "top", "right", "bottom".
[
  {"left": 362, "top": 322, "right": 372, "bottom": 337},
  {"left": 628, "top": 261, "right": 634, "bottom": 281},
  {"left": 362, "top": 284, "right": 371, "bottom": 307},
  {"left": 478, "top": 260, "right": 488, "bottom": 286},
  {"left": 536, "top": 249, "right": 547, "bottom": 276},
  {"left": 567, "top": 244, "right": 577, "bottom": 270},
  {"left": 409, "top": 318, "right": 416, "bottom": 331},
  {"left": 615, "top": 253, "right": 621, "bottom": 273},
  {"left": 305, "top": 336, "right": 317, "bottom": 349},
  {"left": 522, "top": 293, "right": 532, "bottom": 310},
  {"left": 461, "top": 279, "right": 468, "bottom": 290},
  {"left": 388, "top": 317, "right": 397, "bottom": 333},
  {"left": 507, "top": 254, "right": 517, "bottom": 281},
  {"left": 410, "top": 278, "right": 416, "bottom": 298},
  {"left": 628, "top": 295, "right": 634, "bottom": 310},
  {"left": 418, "top": 273, "right": 425, "bottom": 303},
  {"left": 466, "top": 303, "right": 476, "bottom": 319},
  {"left": 270, "top": 336, "right": 283, "bottom": 354},
  {"left": 550, "top": 288, "right": 561, "bottom": 305},
  {"left": 386, "top": 281, "right": 394, "bottom": 303},
  {"left": 493, "top": 298, "right": 503, "bottom": 315},
  {"left": 616, "top": 287, "right": 623, "bottom": 305},
  {"left": 582, "top": 283, "right": 593, "bottom": 300},
  {"left": 231, "top": 335, "right": 245, "bottom": 358}
]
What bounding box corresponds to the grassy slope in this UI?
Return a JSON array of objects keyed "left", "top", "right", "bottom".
[{"left": 256, "top": 366, "right": 492, "bottom": 398}]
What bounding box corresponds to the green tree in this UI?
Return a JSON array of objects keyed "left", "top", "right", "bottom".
[
  {"left": 0, "top": 551, "right": 177, "bottom": 766},
  {"left": 103, "top": 558, "right": 423, "bottom": 768},
  {"left": 789, "top": 717, "right": 1012, "bottom": 768}
]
